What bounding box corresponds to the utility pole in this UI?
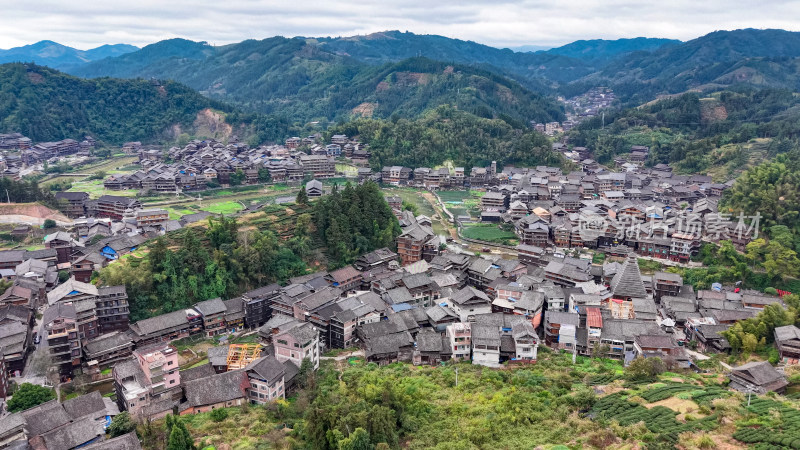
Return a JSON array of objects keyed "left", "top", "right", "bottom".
[
  {"left": 601, "top": 112, "right": 605, "bottom": 130},
  {"left": 5, "top": 189, "right": 10, "bottom": 203}
]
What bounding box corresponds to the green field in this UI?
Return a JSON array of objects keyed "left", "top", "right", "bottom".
[
  {"left": 461, "top": 224, "right": 518, "bottom": 244},
  {"left": 437, "top": 190, "right": 472, "bottom": 203},
  {"left": 335, "top": 162, "right": 359, "bottom": 177},
  {"left": 68, "top": 179, "right": 140, "bottom": 198},
  {"left": 72, "top": 155, "right": 138, "bottom": 175},
  {"left": 201, "top": 201, "right": 244, "bottom": 215}
]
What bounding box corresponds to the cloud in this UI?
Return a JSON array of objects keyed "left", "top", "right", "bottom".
[{"left": 1, "top": 0, "right": 799, "bottom": 50}]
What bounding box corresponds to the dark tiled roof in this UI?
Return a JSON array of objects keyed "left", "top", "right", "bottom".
[
  {"left": 82, "top": 432, "right": 142, "bottom": 450},
  {"left": 38, "top": 416, "right": 104, "bottom": 450},
  {"left": 183, "top": 370, "right": 250, "bottom": 407},
  {"left": 62, "top": 391, "right": 105, "bottom": 420},
  {"left": 21, "top": 401, "right": 69, "bottom": 436},
  {"left": 193, "top": 297, "right": 227, "bottom": 316},
  {"left": 247, "top": 355, "right": 286, "bottom": 384},
  {"left": 610, "top": 255, "right": 647, "bottom": 299}
]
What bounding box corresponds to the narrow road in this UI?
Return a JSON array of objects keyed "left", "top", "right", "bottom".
[
  {"left": 684, "top": 348, "right": 732, "bottom": 371},
  {"left": 320, "top": 350, "right": 365, "bottom": 361}
]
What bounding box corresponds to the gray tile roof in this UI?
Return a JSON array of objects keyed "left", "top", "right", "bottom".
[
  {"left": 21, "top": 400, "right": 70, "bottom": 436},
  {"left": 179, "top": 363, "right": 216, "bottom": 383},
  {"left": 38, "top": 416, "right": 105, "bottom": 450},
  {"left": 82, "top": 432, "right": 142, "bottom": 450},
  {"left": 775, "top": 325, "right": 800, "bottom": 342},
  {"left": 284, "top": 322, "right": 318, "bottom": 345},
  {"left": 207, "top": 345, "right": 230, "bottom": 367},
  {"left": 130, "top": 309, "right": 190, "bottom": 336},
  {"left": 193, "top": 297, "right": 227, "bottom": 316},
  {"left": 610, "top": 255, "right": 647, "bottom": 299},
  {"left": 62, "top": 391, "right": 106, "bottom": 420},
  {"left": 246, "top": 355, "right": 285, "bottom": 384},
  {"left": 544, "top": 311, "right": 580, "bottom": 326},
  {"left": 183, "top": 369, "right": 250, "bottom": 407}
]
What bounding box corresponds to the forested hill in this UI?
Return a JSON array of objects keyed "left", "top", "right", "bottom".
[
  {"left": 567, "top": 87, "right": 800, "bottom": 176},
  {"left": 0, "top": 63, "right": 292, "bottom": 145},
  {"left": 570, "top": 28, "right": 800, "bottom": 102},
  {"left": 327, "top": 105, "right": 566, "bottom": 170},
  {"left": 70, "top": 36, "right": 565, "bottom": 124}
]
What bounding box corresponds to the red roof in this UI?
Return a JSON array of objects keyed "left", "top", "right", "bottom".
[{"left": 586, "top": 307, "right": 603, "bottom": 328}]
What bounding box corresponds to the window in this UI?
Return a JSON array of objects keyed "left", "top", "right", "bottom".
[
  {"left": 170, "top": 380, "right": 175, "bottom": 384},
  {"left": 277, "top": 339, "right": 288, "bottom": 345},
  {"left": 294, "top": 343, "right": 299, "bottom": 348},
  {"left": 167, "top": 361, "right": 173, "bottom": 366}
]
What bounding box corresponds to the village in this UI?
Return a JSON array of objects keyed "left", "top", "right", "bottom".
[{"left": 0, "top": 126, "right": 796, "bottom": 450}]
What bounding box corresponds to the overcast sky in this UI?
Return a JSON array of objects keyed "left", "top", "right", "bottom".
[{"left": 2, "top": 0, "right": 799, "bottom": 50}]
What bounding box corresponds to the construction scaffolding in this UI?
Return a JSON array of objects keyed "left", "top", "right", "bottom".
[{"left": 226, "top": 343, "right": 262, "bottom": 371}]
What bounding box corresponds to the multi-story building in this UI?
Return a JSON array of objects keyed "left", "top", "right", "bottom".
[
  {"left": 396, "top": 223, "right": 435, "bottom": 266},
  {"left": 43, "top": 303, "right": 82, "bottom": 378},
  {"left": 242, "top": 284, "right": 281, "bottom": 329},
  {"left": 96, "top": 285, "right": 130, "bottom": 333},
  {"left": 113, "top": 344, "right": 181, "bottom": 419},
  {"left": 193, "top": 298, "right": 228, "bottom": 336},
  {"left": 653, "top": 271, "right": 683, "bottom": 302},
  {"left": 135, "top": 209, "right": 169, "bottom": 228},
  {"left": 92, "top": 195, "right": 142, "bottom": 220},
  {"left": 54, "top": 191, "right": 89, "bottom": 218},
  {"left": 446, "top": 322, "right": 471, "bottom": 360},
  {"left": 273, "top": 322, "right": 320, "bottom": 370},
  {"left": 299, "top": 155, "right": 335, "bottom": 178},
  {"left": 245, "top": 355, "right": 286, "bottom": 404},
  {"left": 480, "top": 192, "right": 508, "bottom": 212}
]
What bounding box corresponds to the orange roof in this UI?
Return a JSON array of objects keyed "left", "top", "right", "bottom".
[{"left": 586, "top": 307, "right": 603, "bottom": 328}]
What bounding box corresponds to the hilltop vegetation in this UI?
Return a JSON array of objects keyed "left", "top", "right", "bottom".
[
  {"left": 312, "top": 181, "right": 401, "bottom": 268},
  {"left": 100, "top": 211, "right": 313, "bottom": 321},
  {"left": 568, "top": 88, "right": 800, "bottom": 175},
  {"left": 328, "top": 105, "right": 565, "bottom": 170},
  {"left": 570, "top": 28, "right": 800, "bottom": 101},
  {"left": 135, "top": 348, "right": 781, "bottom": 450},
  {"left": 71, "top": 36, "right": 565, "bottom": 124},
  {"left": 0, "top": 63, "right": 293, "bottom": 145}
]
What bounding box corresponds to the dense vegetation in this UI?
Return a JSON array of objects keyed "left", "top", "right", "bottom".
[
  {"left": 134, "top": 348, "right": 778, "bottom": 450},
  {"left": 7, "top": 383, "right": 55, "bottom": 412},
  {"left": 100, "top": 214, "right": 311, "bottom": 321},
  {"left": 72, "top": 36, "right": 565, "bottom": 125},
  {"left": 568, "top": 28, "right": 800, "bottom": 102},
  {"left": 0, "top": 63, "right": 292, "bottom": 145},
  {"left": 0, "top": 177, "right": 58, "bottom": 206},
  {"left": 722, "top": 148, "right": 800, "bottom": 233},
  {"left": 70, "top": 29, "right": 800, "bottom": 110},
  {"left": 327, "top": 105, "right": 566, "bottom": 170},
  {"left": 312, "top": 182, "right": 401, "bottom": 268},
  {"left": 568, "top": 88, "right": 800, "bottom": 175}
]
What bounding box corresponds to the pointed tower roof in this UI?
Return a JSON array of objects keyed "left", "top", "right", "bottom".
[{"left": 610, "top": 253, "right": 647, "bottom": 299}]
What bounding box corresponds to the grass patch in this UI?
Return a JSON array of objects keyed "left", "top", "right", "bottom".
[
  {"left": 202, "top": 201, "right": 244, "bottom": 215},
  {"left": 462, "top": 224, "right": 518, "bottom": 245}
]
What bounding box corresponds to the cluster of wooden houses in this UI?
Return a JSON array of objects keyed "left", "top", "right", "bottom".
[{"left": 102, "top": 135, "right": 372, "bottom": 194}]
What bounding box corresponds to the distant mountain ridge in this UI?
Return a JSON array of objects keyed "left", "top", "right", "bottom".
[
  {"left": 0, "top": 40, "right": 138, "bottom": 69},
  {"left": 573, "top": 28, "right": 800, "bottom": 101},
  {"left": 15, "top": 28, "right": 800, "bottom": 121},
  {"left": 541, "top": 37, "right": 682, "bottom": 64},
  {"left": 69, "top": 36, "right": 566, "bottom": 124}
]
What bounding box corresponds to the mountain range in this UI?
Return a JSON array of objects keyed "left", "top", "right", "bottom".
[
  {"left": 0, "top": 40, "right": 139, "bottom": 69},
  {"left": 4, "top": 28, "right": 800, "bottom": 142}
]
